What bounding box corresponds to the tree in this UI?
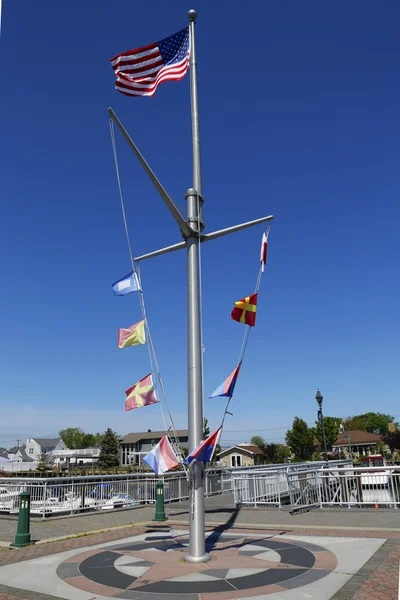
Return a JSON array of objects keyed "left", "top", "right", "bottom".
[
  {"left": 37, "top": 453, "right": 49, "bottom": 472},
  {"left": 382, "top": 430, "right": 400, "bottom": 453},
  {"left": 59, "top": 428, "right": 105, "bottom": 449},
  {"left": 315, "top": 416, "right": 341, "bottom": 449},
  {"left": 275, "top": 443, "right": 292, "bottom": 463},
  {"left": 250, "top": 436, "right": 266, "bottom": 449},
  {"left": 285, "top": 417, "right": 315, "bottom": 459},
  {"left": 343, "top": 413, "right": 397, "bottom": 436},
  {"left": 81, "top": 433, "right": 98, "bottom": 448},
  {"left": 59, "top": 427, "right": 86, "bottom": 449},
  {"left": 203, "top": 418, "right": 210, "bottom": 439},
  {"left": 98, "top": 428, "right": 120, "bottom": 468},
  {"left": 374, "top": 440, "right": 391, "bottom": 459},
  {"left": 263, "top": 443, "right": 278, "bottom": 463}
]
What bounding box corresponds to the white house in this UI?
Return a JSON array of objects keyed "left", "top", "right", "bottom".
[
  {"left": 14, "top": 438, "right": 66, "bottom": 462},
  {"left": 51, "top": 447, "right": 100, "bottom": 467}
]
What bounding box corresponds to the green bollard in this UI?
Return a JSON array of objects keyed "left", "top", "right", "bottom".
[
  {"left": 11, "top": 491, "right": 33, "bottom": 547},
  {"left": 152, "top": 481, "right": 168, "bottom": 522}
]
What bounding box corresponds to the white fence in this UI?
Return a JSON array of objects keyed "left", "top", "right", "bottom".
[
  {"left": 232, "top": 460, "right": 352, "bottom": 507},
  {"left": 0, "top": 462, "right": 39, "bottom": 473},
  {"left": 0, "top": 468, "right": 233, "bottom": 517},
  {"left": 287, "top": 465, "right": 400, "bottom": 510}
]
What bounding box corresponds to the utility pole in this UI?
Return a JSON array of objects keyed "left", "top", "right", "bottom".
[{"left": 108, "top": 9, "right": 274, "bottom": 562}]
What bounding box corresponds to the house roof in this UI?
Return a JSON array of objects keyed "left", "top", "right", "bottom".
[
  {"left": 0, "top": 449, "right": 9, "bottom": 460},
  {"left": 333, "top": 430, "right": 382, "bottom": 446},
  {"left": 32, "top": 438, "right": 61, "bottom": 450},
  {"left": 120, "top": 430, "right": 189, "bottom": 444},
  {"left": 17, "top": 448, "right": 34, "bottom": 462},
  {"left": 218, "top": 444, "right": 263, "bottom": 458}
]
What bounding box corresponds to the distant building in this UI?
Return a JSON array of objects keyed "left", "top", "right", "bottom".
[
  {"left": 119, "top": 430, "right": 189, "bottom": 466},
  {"left": 14, "top": 438, "right": 66, "bottom": 463},
  {"left": 52, "top": 447, "right": 100, "bottom": 467},
  {"left": 217, "top": 444, "right": 263, "bottom": 468},
  {"left": 332, "top": 430, "right": 383, "bottom": 457},
  {"left": 0, "top": 449, "right": 9, "bottom": 460}
]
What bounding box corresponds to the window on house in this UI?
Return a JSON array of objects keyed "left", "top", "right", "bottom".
[
  {"left": 231, "top": 455, "right": 241, "bottom": 467},
  {"left": 29, "top": 448, "right": 34, "bottom": 454}
]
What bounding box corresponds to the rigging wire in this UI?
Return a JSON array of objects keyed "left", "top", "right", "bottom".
[
  {"left": 109, "top": 119, "right": 187, "bottom": 473},
  {"left": 219, "top": 224, "right": 272, "bottom": 435}
]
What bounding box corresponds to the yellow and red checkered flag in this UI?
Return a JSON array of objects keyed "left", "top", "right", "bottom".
[{"left": 231, "top": 293, "right": 258, "bottom": 327}]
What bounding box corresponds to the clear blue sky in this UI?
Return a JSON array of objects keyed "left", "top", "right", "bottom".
[{"left": 0, "top": 1, "right": 399, "bottom": 449}]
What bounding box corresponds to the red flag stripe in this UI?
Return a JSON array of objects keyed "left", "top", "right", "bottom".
[{"left": 110, "top": 43, "right": 158, "bottom": 65}]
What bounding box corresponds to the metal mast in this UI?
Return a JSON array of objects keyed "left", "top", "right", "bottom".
[
  {"left": 108, "top": 7, "right": 274, "bottom": 565},
  {"left": 184, "top": 8, "right": 208, "bottom": 562}
]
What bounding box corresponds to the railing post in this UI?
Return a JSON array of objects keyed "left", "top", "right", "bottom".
[
  {"left": 389, "top": 470, "right": 397, "bottom": 509},
  {"left": 71, "top": 481, "right": 74, "bottom": 515},
  {"left": 317, "top": 469, "right": 323, "bottom": 508},
  {"left": 42, "top": 480, "right": 47, "bottom": 519}
]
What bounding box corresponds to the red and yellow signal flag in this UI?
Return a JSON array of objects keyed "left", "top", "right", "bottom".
[
  {"left": 118, "top": 320, "right": 146, "bottom": 348},
  {"left": 231, "top": 293, "right": 258, "bottom": 327},
  {"left": 125, "top": 374, "right": 158, "bottom": 411}
]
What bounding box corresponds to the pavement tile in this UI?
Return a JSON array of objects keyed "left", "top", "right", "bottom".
[
  {"left": 64, "top": 574, "right": 122, "bottom": 596},
  {"left": 200, "top": 583, "right": 287, "bottom": 599},
  {"left": 313, "top": 550, "right": 338, "bottom": 570}
]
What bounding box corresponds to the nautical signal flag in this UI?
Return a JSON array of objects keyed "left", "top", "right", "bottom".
[
  {"left": 209, "top": 364, "right": 241, "bottom": 398},
  {"left": 125, "top": 374, "right": 158, "bottom": 411},
  {"left": 231, "top": 294, "right": 258, "bottom": 327},
  {"left": 118, "top": 320, "right": 146, "bottom": 348},
  {"left": 260, "top": 231, "right": 268, "bottom": 272},
  {"left": 184, "top": 428, "right": 222, "bottom": 466},
  {"left": 142, "top": 435, "right": 180, "bottom": 475},
  {"left": 110, "top": 27, "right": 190, "bottom": 98},
  {"left": 112, "top": 271, "right": 141, "bottom": 296}
]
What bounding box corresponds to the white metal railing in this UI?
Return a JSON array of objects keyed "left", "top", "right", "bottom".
[
  {"left": 52, "top": 448, "right": 100, "bottom": 457},
  {"left": 287, "top": 465, "right": 400, "bottom": 510},
  {"left": 0, "top": 468, "right": 234, "bottom": 517},
  {"left": 1, "top": 461, "right": 362, "bottom": 516},
  {"left": 232, "top": 460, "right": 352, "bottom": 507}
]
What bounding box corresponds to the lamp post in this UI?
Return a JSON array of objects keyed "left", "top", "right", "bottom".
[{"left": 316, "top": 389, "right": 328, "bottom": 462}]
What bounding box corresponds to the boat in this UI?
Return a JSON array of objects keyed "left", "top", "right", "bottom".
[
  {"left": 0, "top": 486, "right": 22, "bottom": 512},
  {"left": 360, "top": 455, "right": 390, "bottom": 487}
]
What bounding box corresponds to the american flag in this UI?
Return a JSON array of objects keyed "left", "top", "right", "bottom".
[{"left": 110, "top": 27, "right": 190, "bottom": 97}]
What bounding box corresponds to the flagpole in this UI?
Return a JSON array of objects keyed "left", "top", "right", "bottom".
[{"left": 185, "top": 8, "right": 209, "bottom": 563}]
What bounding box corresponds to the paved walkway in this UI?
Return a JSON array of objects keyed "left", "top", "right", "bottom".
[
  {"left": 0, "top": 496, "right": 398, "bottom": 599},
  {"left": 2, "top": 495, "right": 400, "bottom": 545}
]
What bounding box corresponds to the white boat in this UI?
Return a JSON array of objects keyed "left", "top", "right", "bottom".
[
  {"left": 360, "top": 455, "right": 390, "bottom": 487},
  {"left": 0, "top": 486, "right": 22, "bottom": 512}
]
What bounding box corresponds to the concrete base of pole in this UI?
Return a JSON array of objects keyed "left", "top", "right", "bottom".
[{"left": 183, "top": 552, "right": 211, "bottom": 563}]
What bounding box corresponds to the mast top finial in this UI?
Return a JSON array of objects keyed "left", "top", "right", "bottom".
[{"left": 188, "top": 9, "right": 197, "bottom": 21}]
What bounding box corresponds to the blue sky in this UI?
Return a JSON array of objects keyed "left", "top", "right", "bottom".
[{"left": 0, "top": 1, "right": 399, "bottom": 449}]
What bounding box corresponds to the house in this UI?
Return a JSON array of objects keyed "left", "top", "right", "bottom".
[
  {"left": 0, "top": 449, "right": 9, "bottom": 460},
  {"left": 217, "top": 444, "right": 264, "bottom": 468},
  {"left": 14, "top": 438, "right": 66, "bottom": 462},
  {"left": 332, "top": 430, "right": 383, "bottom": 458},
  {"left": 13, "top": 448, "right": 34, "bottom": 464},
  {"left": 51, "top": 447, "right": 100, "bottom": 467},
  {"left": 120, "top": 430, "right": 189, "bottom": 466}
]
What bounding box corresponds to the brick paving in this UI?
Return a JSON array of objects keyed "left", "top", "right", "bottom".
[{"left": 0, "top": 497, "right": 399, "bottom": 599}]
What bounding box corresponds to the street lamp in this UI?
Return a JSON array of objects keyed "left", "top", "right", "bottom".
[{"left": 316, "top": 389, "right": 328, "bottom": 462}]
